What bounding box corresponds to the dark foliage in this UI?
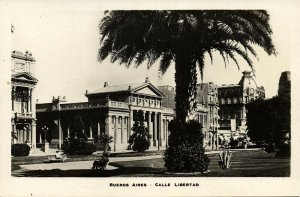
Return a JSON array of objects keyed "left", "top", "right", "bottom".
[
  {"left": 264, "top": 144, "right": 276, "bottom": 153},
  {"left": 63, "top": 138, "right": 96, "bottom": 155},
  {"left": 128, "top": 111, "right": 151, "bottom": 152},
  {"left": 229, "top": 137, "right": 239, "bottom": 147},
  {"left": 246, "top": 96, "right": 290, "bottom": 146},
  {"left": 164, "top": 119, "right": 210, "bottom": 172},
  {"left": 11, "top": 144, "right": 31, "bottom": 156},
  {"left": 94, "top": 133, "right": 113, "bottom": 153},
  {"left": 276, "top": 143, "right": 291, "bottom": 157}
]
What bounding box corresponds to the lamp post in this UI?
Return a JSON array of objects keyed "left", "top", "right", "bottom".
[
  {"left": 42, "top": 126, "right": 49, "bottom": 153},
  {"left": 42, "top": 126, "right": 49, "bottom": 143}
]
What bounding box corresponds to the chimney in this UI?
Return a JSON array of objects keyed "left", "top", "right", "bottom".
[
  {"left": 104, "top": 82, "right": 108, "bottom": 87},
  {"left": 128, "top": 85, "right": 131, "bottom": 90},
  {"left": 85, "top": 90, "right": 89, "bottom": 95}
]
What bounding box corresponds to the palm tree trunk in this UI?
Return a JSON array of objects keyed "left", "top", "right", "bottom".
[{"left": 174, "top": 52, "right": 197, "bottom": 124}]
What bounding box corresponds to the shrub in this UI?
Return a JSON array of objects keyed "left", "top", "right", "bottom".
[
  {"left": 128, "top": 111, "right": 151, "bottom": 152},
  {"left": 164, "top": 119, "right": 210, "bottom": 173},
  {"left": 276, "top": 143, "right": 291, "bottom": 157},
  {"left": 264, "top": 144, "right": 275, "bottom": 153},
  {"left": 63, "top": 138, "right": 96, "bottom": 155},
  {"left": 94, "top": 133, "right": 113, "bottom": 153},
  {"left": 229, "top": 138, "right": 239, "bottom": 147},
  {"left": 11, "top": 144, "right": 31, "bottom": 156}
]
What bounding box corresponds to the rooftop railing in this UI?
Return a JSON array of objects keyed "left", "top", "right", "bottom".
[{"left": 60, "top": 100, "right": 129, "bottom": 110}]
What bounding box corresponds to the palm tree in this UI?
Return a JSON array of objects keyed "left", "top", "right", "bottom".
[{"left": 98, "top": 10, "right": 276, "bottom": 124}]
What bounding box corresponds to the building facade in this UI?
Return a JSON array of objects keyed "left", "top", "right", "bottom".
[
  {"left": 11, "top": 51, "right": 38, "bottom": 149},
  {"left": 36, "top": 78, "right": 175, "bottom": 151},
  {"left": 196, "top": 82, "right": 219, "bottom": 149},
  {"left": 158, "top": 84, "right": 214, "bottom": 149},
  {"left": 218, "top": 71, "right": 265, "bottom": 140}
]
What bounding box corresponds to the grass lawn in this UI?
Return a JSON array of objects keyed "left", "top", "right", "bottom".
[
  {"left": 108, "top": 149, "right": 290, "bottom": 177},
  {"left": 12, "top": 149, "right": 290, "bottom": 177}
]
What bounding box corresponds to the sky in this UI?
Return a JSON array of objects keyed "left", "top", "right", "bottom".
[{"left": 11, "top": 1, "right": 291, "bottom": 103}]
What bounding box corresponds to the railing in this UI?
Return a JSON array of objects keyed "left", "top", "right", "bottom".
[
  {"left": 108, "top": 101, "right": 129, "bottom": 109},
  {"left": 13, "top": 112, "right": 33, "bottom": 118},
  {"left": 60, "top": 100, "right": 129, "bottom": 110},
  {"left": 162, "top": 107, "right": 175, "bottom": 114}
]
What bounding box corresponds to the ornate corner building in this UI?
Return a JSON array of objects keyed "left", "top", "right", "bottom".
[
  {"left": 218, "top": 71, "right": 265, "bottom": 140},
  {"left": 11, "top": 51, "right": 38, "bottom": 148}
]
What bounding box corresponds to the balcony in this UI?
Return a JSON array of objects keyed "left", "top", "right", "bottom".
[{"left": 12, "top": 112, "right": 33, "bottom": 119}]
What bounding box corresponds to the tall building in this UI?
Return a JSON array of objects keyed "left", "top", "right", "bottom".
[
  {"left": 11, "top": 51, "right": 38, "bottom": 149},
  {"left": 218, "top": 71, "right": 265, "bottom": 140},
  {"left": 278, "top": 71, "right": 291, "bottom": 98},
  {"left": 196, "top": 82, "right": 219, "bottom": 149},
  {"left": 157, "top": 85, "right": 176, "bottom": 109},
  {"left": 36, "top": 78, "right": 175, "bottom": 151}
]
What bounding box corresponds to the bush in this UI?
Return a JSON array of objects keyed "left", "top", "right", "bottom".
[
  {"left": 229, "top": 138, "right": 239, "bottom": 147},
  {"left": 264, "top": 144, "right": 276, "bottom": 153},
  {"left": 63, "top": 138, "right": 96, "bottom": 155},
  {"left": 276, "top": 143, "right": 291, "bottom": 157},
  {"left": 94, "top": 133, "right": 113, "bottom": 153},
  {"left": 11, "top": 144, "right": 31, "bottom": 156},
  {"left": 128, "top": 110, "right": 151, "bottom": 152},
  {"left": 164, "top": 119, "right": 210, "bottom": 173}
]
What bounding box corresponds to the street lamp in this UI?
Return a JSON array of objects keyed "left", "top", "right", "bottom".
[{"left": 42, "top": 126, "right": 49, "bottom": 143}]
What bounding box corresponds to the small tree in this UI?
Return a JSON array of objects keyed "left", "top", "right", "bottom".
[
  {"left": 95, "top": 133, "right": 113, "bottom": 154},
  {"left": 128, "top": 111, "right": 151, "bottom": 152}
]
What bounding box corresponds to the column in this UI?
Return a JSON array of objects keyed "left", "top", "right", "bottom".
[
  {"left": 31, "top": 121, "right": 36, "bottom": 149},
  {"left": 39, "top": 133, "right": 42, "bottom": 143},
  {"left": 13, "top": 123, "right": 17, "bottom": 144},
  {"left": 67, "top": 124, "right": 70, "bottom": 138},
  {"left": 12, "top": 86, "right": 16, "bottom": 111},
  {"left": 114, "top": 116, "right": 118, "bottom": 152},
  {"left": 143, "top": 111, "right": 147, "bottom": 128},
  {"left": 148, "top": 112, "right": 153, "bottom": 147},
  {"left": 28, "top": 126, "right": 31, "bottom": 144},
  {"left": 28, "top": 88, "right": 32, "bottom": 112},
  {"left": 121, "top": 116, "right": 124, "bottom": 144},
  {"left": 153, "top": 112, "right": 157, "bottom": 146},
  {"left": 166, "top": 120, "right": 169, "bottom": 147},
  {"left": 30, "top": 88, "right": 33, "bottom": 112},
  {"left": 128, "top": 110, "right": 134, "bottom": 140},
  {"left": 97, "top": 121, "right": 101, "bottom": 135},
  {"left": 89, "top": 122, "right": 93, "bottom": 139},
  {"left": 105, "top": 115, "right": 111, "bottom": 136},
  {"left": 58, "top": 119, "right": 62, "bottom": 150},
  {"left": 158, "top": 113, "right": 162, "bottom": 147},
  {"left": 31, "top": 88, "right": 36, "bottom": 119},
  {"left": 24, "top": 127, "right": 27, "bottom": 143}
]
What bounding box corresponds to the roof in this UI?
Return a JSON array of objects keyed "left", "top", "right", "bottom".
[
  {"left": 11, "top": 50, "right": 35, "bottom": 61},
  {"left": 218, "top": 84, "right": 241, "bottom": 88},
  {"left": 86, "top": 82, "right": 165, "bottom": 98},
  {"left": 11, "top": 72, "right": 38, "bottom": 84}
]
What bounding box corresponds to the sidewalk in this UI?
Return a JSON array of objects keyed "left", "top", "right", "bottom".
[{"left": 16, "top": 154, "right": 164, "bottom": 172}]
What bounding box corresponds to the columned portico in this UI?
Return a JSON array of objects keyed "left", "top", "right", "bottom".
[{"left": 36, "top": 79, "right": 174, "bottom": 152}]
